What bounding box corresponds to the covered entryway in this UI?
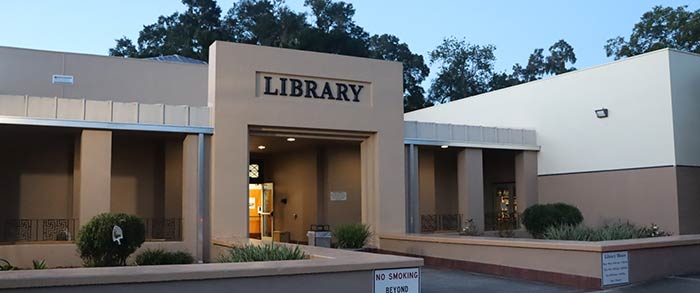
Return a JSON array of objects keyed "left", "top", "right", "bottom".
[
  {"left": 404, "top": 121, "right": 540, "bottom": 234},
  {"left": 247, "top": 128, "right": 363, "bottom": 243}
]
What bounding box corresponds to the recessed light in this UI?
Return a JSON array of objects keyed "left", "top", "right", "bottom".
[
  {"left": 286, "top": 137, "right": 296, "bottom": 142},
  {"left": 440, "top": 145, "right": 449, "bottom": 149},
  {"left": 258, "top": 145, "right": 266, "bottom": 150}
]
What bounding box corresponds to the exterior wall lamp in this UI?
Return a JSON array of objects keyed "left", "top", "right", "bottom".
[{"left": 595, "top": 108, "right": 609, "bottom": 118}]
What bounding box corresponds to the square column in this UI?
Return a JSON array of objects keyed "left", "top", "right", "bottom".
[
  {"left": 515, "top": 150, "right": 539, "bottom": 212},
  {"left": 77, "top": 130, "right": 112, "bottom": 226},
  {"left": 457, "top": 148, "right": 484, "bottom": 231},
  {"left": 182, "top": 134, "right": 204, "bottom": 261}
]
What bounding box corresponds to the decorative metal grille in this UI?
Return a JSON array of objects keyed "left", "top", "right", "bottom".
[
  {"left": 420, "top": 214, "right": 463, "bottom": 233},
  {"left": 145, "top": 218, "right": 182, "bottom": 241},
  {"left": 2, "top": 219, "right": 76, "bottom": 243}
]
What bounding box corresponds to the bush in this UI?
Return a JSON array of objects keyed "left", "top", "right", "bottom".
[
  {"left": 522, "top": 203, "right": 583, "bottom": 238},
  {"left": 32, "top": 259, "right": 47, "bottom": 270},
  {"left": 76, "top": 213, "right": 145, "bottom": 267},
  {"left": 135, "top": 249, "right": 194, "bottom": 266},
  {"left": 217, "top": 243, "right": 307, "bottom": 263},
  {"left": 332, "top": 223, "right": 372, "bottom": 249},
  {"left": 543, "top": 222, "right": 671, "bottom": 241}
]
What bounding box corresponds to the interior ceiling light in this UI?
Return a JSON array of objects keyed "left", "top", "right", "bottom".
[
  {"left": 440, "top": 145, "right": 449, "bottom": 149},
  {"left": 257, "top": 145, "right": 266, "bottom": 150},
  {"left": 286, "top": 137, "right": 296, "bottom": 142}
]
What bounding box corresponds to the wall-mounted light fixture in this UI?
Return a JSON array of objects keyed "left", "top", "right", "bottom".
[
  {"left": 257, "top": 145, "right": 266, "bottom": 150},
  {"left": 286, "top": 137, "right": 296, "bottom": 142},
  {"left": 440, "top": 145, "right": 449, "bottom": 149},
  {"left": 595, "top": 108, "right": 609, "bottom": 119}
]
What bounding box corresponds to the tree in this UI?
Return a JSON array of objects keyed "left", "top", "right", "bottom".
[
  {"left": 110, "top": 0, "right": 429, "bottom": 112},
  {"left": 369, "top": 34, "right": 430, "bottom": 111},
  {"left": 605, "top": 5, "right": 700, "bottom": 60},
  {"left": 491, "top": 39, "right": 576, "bottom": 91},
  {"left": 110, "top": 0, "right": 225, "bottom": 61},
  {"left": 428, "top": 38, "right": 496, "bottom": 104}
]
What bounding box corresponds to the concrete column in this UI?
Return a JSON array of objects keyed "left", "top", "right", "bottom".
[
  {"left": 182, "top": 134, "right": 201, "bottom": 261},
  {"left": 78, "top": 130, "right": 112, "bottom": 226},
  {"left": 405, "top": 144, "right": 420, "bottom": 233},
  {"left": 457, "top": 148, "right": 484, "bottom": 231},
  {"left": 515, "top": 151, "right": 539, "bottom": 213}
]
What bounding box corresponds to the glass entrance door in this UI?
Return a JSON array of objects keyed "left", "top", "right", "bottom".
[{"left": 259, "top": 183, "right": 274, "bottom": 240}]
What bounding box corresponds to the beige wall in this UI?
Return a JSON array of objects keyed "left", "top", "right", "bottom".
[
  {"left": 110, "top": 135, "right": 165, "bottom": 218},
  {"left": 538, "top": 166, "right": 681, "bottom": 234},
  {"left": 0, "top": 127, "right": 76, "bottom": 236},
  {"left": 268, "top": 149, "right": 319, "bottom": 241},
  {"left": 0, "top": 46, "right": 208, "bottom": 106},
  {"left": 323, "top": 145, "right": 362, "bottom": 230},
  {"left": 208, "top": 42, "right": 405, "bottom": 242}
]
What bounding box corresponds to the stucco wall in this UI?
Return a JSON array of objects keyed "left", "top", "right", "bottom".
[
  {"left": 405, "top": 49, "right": 676, "bottom": 175},
  {"left": 538, "top": 166, "right": 680, "bottom": 234},
  {"left": 0, "top": 46, "right": 207, "bottom": 106},
  {"left": 323, "top": 145, "right": 362, "bottom": 230}
]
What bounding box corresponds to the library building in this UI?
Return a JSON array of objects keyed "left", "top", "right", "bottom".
[{"left": 2, "top": 41, "right": 700, "bottom": 284}]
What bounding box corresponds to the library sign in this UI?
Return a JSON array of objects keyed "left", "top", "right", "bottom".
[
  {"left": 257, "top": 73, "right": 370, "bottom": 105},
  {"left": 374, "top": 267, "right": 420, "bottom": 293}
]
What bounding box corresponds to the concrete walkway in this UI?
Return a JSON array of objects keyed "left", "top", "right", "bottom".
[
  {"left": 422, "top": 267, "right": 700, "bottom": 293},
  {"left": 421, "top": 267, "right": 585, "bottom": 293}
]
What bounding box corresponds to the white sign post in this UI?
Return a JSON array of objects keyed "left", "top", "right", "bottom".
[
  {"left": 602, "top": 251, "right": 629, "bottom": 286},
  {"left": 374, "top": 267, "right": 420, "bottom": 293}
]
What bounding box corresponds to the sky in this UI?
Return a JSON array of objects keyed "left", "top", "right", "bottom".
[{"left": 1, "top": 1, "right": 698, "bottom": 82}]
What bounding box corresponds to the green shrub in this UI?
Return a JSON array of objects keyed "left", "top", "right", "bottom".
[
  {"left": 522, "top": 203, "right": 583, "bottom": 238},
  {"left": 32, "top": 259, "right": 47, "bottom": 270},
  {"left": 332, "top": 223, "right": 372, "bottom": 249},
  {"left": 76, "top": 213, "right": 145, "bottom": 267},
  {"left": 0, "top": 258, "right": 17, "bottom": 271},
  {"left": 543, "top": 222, "right": 671, "bottom": 241},
  {"left": 217, "top": 243, "right": 307, "bottom": 263},
  {"left": 135, "top": 249, "right": 194, "bottom": 266}
]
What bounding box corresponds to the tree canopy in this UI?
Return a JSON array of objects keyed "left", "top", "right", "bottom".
[
  {"left": 605, "top": 5, "right": 700, "bottom": 59},
  {"left": 109, "top": 0, "right": 428, "bottom": 112},
  {"left": 428, "top": 38, "right": 576, "bottom": 103}
]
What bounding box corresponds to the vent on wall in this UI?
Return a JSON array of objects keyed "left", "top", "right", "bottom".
[{"left": 52, "top": 74, "right": 74, "bottom": 85}]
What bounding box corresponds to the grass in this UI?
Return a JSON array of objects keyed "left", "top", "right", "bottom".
[{"left": 217, "top": 243, "right": 307, "bottom": 263}]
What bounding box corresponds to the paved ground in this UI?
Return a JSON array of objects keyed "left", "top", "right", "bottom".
[{"left": 421, "top": 267, "right": 700, "bottom": 293}]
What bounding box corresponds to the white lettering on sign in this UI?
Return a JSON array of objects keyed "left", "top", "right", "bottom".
[
  {"left": 602, "top": 251, "right": 629, "bottom": 286},
  {"left": 330, "top": 191, "right": 347, "bottom": 201},
  {"left": 374, "top": 267, "right": 420, "bottom": 293}
]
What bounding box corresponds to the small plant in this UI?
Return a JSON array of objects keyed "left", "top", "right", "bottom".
[
  {"left": 459, "top": 219, "right": 482, "bottom": 236},
  {"left": 135, "top": 249, "right": 194, "bottom": 265},
  {"left": 32, "top": 259, "right": 47, "bottom": 270},
  {"left": 522, "top": 203, "right": 583, "bottom": 238},
  {"left": 217, "top": 243, "right": 307, "bottom": 263},
  {"left": 76, "top": 213, "right": 145, "bottom": 267},
  {"left": 332, "top": 223, "right": 372, "bottom": 249},
  {"left": 0, "top": 258, "right": 17, "bottom": 271}
]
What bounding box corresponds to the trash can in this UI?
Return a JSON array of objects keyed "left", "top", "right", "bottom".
[{"left": 306, "top": 224, "right": 331, "bottom": 248}]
